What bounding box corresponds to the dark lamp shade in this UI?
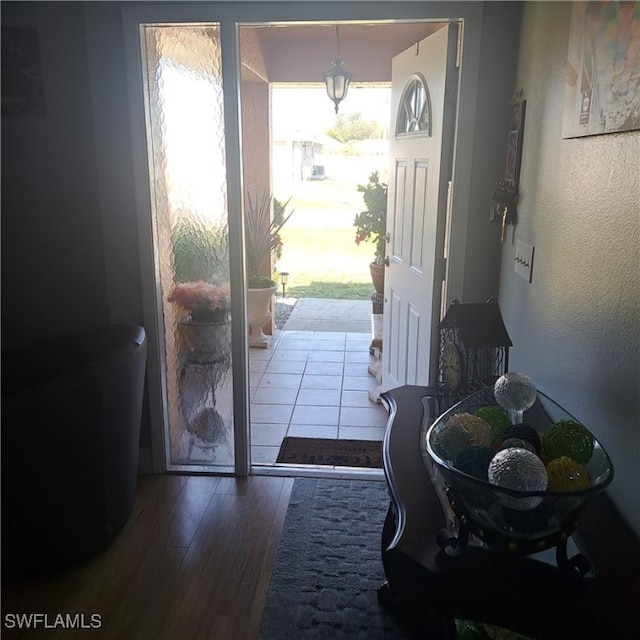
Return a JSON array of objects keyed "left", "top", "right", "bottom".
[{"left": 323, "top": 59, "right": 352, "bottom": 113}]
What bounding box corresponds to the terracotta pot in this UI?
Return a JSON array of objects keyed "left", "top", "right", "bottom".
[{"left": 370, "top": 262, "right": 385, "bottom": 295}]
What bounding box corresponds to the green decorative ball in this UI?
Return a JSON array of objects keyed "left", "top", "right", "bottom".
[
  {"left": 475, "top": 406, "right": 510, "bottom": 443},
  {"left": 546, "top": 456, "right": 590, "bottom": 492},
  {"left": 453, "top": 446, "right": 495, "bottom": 480},
  {"left": 543, "top": 420, "right": 594, "bottom": 464}
]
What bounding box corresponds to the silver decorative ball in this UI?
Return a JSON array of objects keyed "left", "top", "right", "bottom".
[
  {"left": 494, "top": 372, "right": 537, "bottom": 413},
  {"left": 488, "top": 448, "right": 548, "bottom": 510}
]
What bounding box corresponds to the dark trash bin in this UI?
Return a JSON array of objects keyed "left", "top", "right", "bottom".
[{"left": 1, "top": 324, "right": 147, "bottom": 581}]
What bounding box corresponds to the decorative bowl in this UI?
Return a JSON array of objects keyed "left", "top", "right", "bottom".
[{"left": 422, "top": 387, "right": 613, "bottom": 556}]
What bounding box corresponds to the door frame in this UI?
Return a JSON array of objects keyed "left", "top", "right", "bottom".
[{"left": 88, "top": 1, "right": 485, "bottom": 475}]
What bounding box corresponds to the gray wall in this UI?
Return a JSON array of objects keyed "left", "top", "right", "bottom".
[
  {"left": 2, "top": 1, "right": 148, "bottom": 444},
  {"left": 459, "top": 1, "right": 522, "bottom": 303},
  {"left": 498, "top": 2, "right": 640, "bottom": 535},
  {"left": 1, "top": 1, "right": 110, "bottom": 347}
]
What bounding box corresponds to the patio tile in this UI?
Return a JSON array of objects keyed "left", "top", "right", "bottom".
[
  {"left": 251, "top": 445, "right": 280, "bottom": 464},
  {"left": 287, "top": 424, "right": 339, "bottom": 438},
  {"left": 307, "top": 350, "right": 344, "bottom": 363},
  {"left": 251, "top": 387, "right": 299, "bottom": 405},
  {"left": 278, "top": 339, "right": 312, "bottom": 350},
  {"left": 344, "top": 361, "right": 372, "bottom": 377},
  {"left": 250, "top": 403, "right": 294, "bottom": 424},
  {"left": 265, "top": 360, "right": 306, "bottom": 374},
  {"left": 278, "top": 330, "right": 315, "bottom": 341},
  {"left": 312, "top": 331, "right": 346, "bottom": 341},
  {"left": 250, "top": 423, "right": 288, "bottom": 446},
  {"left": 248, "top": 304, "right": 390, "bottom": 464},
  {"left": 249, "top": 359, "right": 269, "bottom": 373},
  {"left": 344, "top": 340, "right": 371, "bottom": 352},
  {"left": 341, "top": 389, "right": 376, "bottom": 407},
  {"left": 340, "top": 406, "right": 388, "bottom": 427},
  {"left": 345, "top": 351, "right": 376, "bottom": 363},
  {"left": 296, "top": 388, "right": 342, "bottom": 406},
  {"left": 301, "top": 374, "right": 343, "bottom": 390},
  {"left": 343, "top": 375, "right": 379, "bottom": 391},
  {"left": 304, "top": 361, "right": 344, "bottom": 376},
  {"left": 259, "top": 372, "right": 303, "bottom": 389},
  {"left": 249, "top": 348, "right": 274, "bottom": 361},
  {"left": 291, "top": 405, "right": 339, "bottom": 425},
  {"left": 311, "top": 340, "right": 347, "bottom": 351},
  {"left": 269, "top": 349, "right": 310, "bottom": 362},
  {"left": 337, "top": 426, "right": 386, "bottom": 441},
  {"left": 346, "top": 332, "right": 371, "bottom": 343}
]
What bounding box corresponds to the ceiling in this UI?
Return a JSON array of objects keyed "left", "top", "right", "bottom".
[{"left": 240, "top": 21, "right": 449, "bottom": 84}]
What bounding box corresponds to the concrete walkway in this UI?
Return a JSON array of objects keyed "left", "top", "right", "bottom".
[{"left": 283, "top": 298, "right": 372, "bottom": 333}]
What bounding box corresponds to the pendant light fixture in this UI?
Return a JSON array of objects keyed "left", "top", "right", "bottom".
[{"left": 322, "top": 25, "right": 352, "bottom": 113}]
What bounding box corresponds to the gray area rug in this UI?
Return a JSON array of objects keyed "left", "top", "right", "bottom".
[{"left": 259, "top": 478, "right": 407, "bottom": 640}]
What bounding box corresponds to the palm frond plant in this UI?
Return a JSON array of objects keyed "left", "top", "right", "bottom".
[{"left": 245, "top": 192, "right": 294, "bottom": 288}]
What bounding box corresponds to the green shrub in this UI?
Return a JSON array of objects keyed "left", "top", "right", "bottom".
[{"left": 171, "top": 219, "right": 229, "bottom": 283}]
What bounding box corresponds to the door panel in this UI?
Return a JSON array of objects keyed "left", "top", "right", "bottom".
[
  {"left": 388, "top": 289, "right": 403, "bottom": 383},
  {"left": 410, "top": 161, "right": 429, "bottom": 273},
  {"left": 382, "top": 24, "right": 457, "bottom": 391},
  {"left": 391, "top": 161, "right": 407, "bottom": 262},
  {"left": 406, "top": 303, "right": 421, "bottom": 384}
]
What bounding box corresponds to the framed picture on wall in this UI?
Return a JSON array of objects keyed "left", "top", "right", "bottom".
[
  {"left": 505, "top": 99, "right": 526, "bottom": 185},
  {"left": 1, "top": 27, "right": 46, "bottom": 115},
  {"left": 563, "top": 1, "right": 640, "bottom": 138}
]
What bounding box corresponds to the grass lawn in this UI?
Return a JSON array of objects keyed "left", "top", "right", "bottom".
[
  {"left": 277, "top": 227, "right": 377, "bottom": 300},
  {"left": 273, "top": 152, "right": 387, "bottom": 300}
]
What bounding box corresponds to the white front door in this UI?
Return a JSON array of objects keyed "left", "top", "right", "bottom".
[{"left": 382, "top": 24, "right": 458, "bottom": 391}]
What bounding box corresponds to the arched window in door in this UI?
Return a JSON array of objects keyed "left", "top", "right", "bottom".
[{"left": 396, "top": 73, "right": 431, "bottom": 136}]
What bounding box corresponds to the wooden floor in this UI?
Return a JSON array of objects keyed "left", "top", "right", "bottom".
[{"left": 2, "top": 474, "right": 294, "bottom": 640}]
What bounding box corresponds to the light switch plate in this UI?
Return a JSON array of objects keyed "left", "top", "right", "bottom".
[{"left": 514, "top": 239, "right": 534, "bottom": 282}]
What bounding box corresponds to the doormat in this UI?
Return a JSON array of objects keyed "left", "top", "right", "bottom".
[{"left": 276, "top": 437, "right": 383, "bottom": 468}]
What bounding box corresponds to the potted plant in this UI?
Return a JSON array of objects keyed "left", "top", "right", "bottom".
[
  {"left": 168, "top": 280, "right": 232, "bottom": 361},
  {"left": 245, "top": 192, "right": 294, "bottom": 347},
  {"left": 353, "top": 171, "right": 388, "bottom": 295},
  {"left": 171, "top": 217, "right": 229, "bottom": 283}
]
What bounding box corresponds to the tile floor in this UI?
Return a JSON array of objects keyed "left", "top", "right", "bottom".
[{"left": 249, "top": 329, "right": 388, "bottom": 466}]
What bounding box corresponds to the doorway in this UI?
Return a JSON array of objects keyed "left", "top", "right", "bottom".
[
  {"left": 238, "top": 22, "right": 454, "bottom": 471},
  {"left": 122, "top": 4, "right": 476, "bottom": 476}
]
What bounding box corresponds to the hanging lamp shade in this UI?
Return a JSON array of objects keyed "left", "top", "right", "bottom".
[
  {"left": 323, "top": 58, "right": 352, "bottom": 113},
  {"left": 323, "top": 26, "right": 352, "bottom": 113}
]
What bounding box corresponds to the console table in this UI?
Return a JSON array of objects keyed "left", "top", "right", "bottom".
[{"left": 379, "top": 385, "right": 639, "bottom": 639}]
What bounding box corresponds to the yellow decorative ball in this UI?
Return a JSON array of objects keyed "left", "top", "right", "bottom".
[{"left": 546, "top": 456, "right": 590, "bottom": 492}]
